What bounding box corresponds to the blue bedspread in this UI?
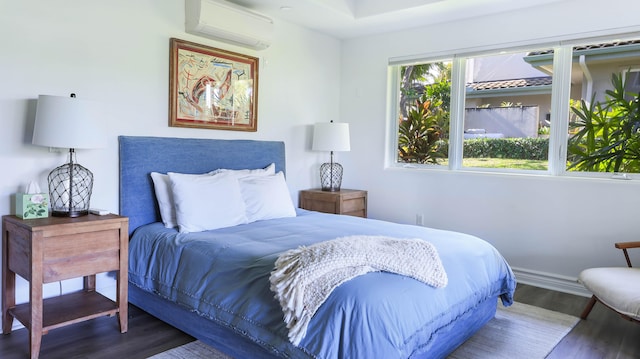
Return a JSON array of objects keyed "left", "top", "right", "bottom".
[{"left": 129, "top": 209, "right": 515, "bottom": 358}]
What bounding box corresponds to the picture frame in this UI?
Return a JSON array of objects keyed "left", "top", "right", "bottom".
[{"left": 169, "top": 38, "right": 259, "bottom": 131}]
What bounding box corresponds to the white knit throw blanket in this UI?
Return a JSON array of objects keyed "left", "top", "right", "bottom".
[{"left": 269, "top": 235, "right": 448, "bottom": 345}]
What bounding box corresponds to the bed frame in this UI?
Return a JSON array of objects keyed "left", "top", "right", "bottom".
[
  {"left": 119, "top": 135, "right": 286, "bottom": 236},
  {"left": 119, "top": 135, "right": 286, "bottom": 357},
  {"left": 118, "top": 135, "right": 497, "bottom": 358}
]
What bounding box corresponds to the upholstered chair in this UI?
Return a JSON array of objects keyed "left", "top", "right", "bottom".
[{"left": 578, "top": 241, "right": 640, "bottom": 322}]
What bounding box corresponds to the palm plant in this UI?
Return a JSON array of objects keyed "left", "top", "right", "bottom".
[
  {"left": 398, "top": 94, "right": 447, "bottom": 164},
  {"left": 397, "top": 62, "right": 451, "bottom": 163},
  {"left": 400, "top": 62, "right": 451, "bottom": 118},
  {"left": 568, "top": 72, "right": 640, "bottom": 172}
]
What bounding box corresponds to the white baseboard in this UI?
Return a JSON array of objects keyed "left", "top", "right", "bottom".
[{"left": 511, "top": 266, "right": 592, "bottom": 297}]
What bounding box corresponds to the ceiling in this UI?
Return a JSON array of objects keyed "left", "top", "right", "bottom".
[{"left": 227, "top": 0, "right": 567, "bottom": 39}]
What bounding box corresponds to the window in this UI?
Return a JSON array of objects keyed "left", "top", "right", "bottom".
[
  {"left": 390, "top": 36, "right": 640, "bottom": 177},
  {"left": 462, "top": 49, "right": 553, "bottom": 171},
  {"left": 566, "top": 41, "right": 640, "bottom": 174}
]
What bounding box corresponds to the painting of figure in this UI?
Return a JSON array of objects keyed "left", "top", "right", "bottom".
[{"left": 169, "top": 38, "right": 258, "bottom": 131}]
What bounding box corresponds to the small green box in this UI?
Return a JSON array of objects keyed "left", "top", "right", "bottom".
[{"left": 16, "top": 193, "right": 49, "bottom": 219}]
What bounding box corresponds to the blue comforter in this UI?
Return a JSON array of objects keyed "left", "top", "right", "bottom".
[{"left": 129, "top": 209, "right": 515, "bottom": 358}]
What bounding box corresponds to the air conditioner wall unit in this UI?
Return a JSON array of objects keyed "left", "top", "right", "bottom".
[{"left": 185, "top": 0, "right": 273, "bottom": 50}]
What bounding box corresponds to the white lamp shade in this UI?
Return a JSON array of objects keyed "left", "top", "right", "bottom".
[
  {"left": 32, "top": 94, "right": 107, "bottom": 149},
  {"left": 312, "top": 122, "right": 351, "bottom": 152}
]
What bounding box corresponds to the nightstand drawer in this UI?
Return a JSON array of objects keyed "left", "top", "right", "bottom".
[
  {"left": 43, "top": 250, "right": 119, "bottom": 283},
  {"left": 43, "top": 228, "right": 121, "bottom": 282},
  {"left": 305, "top": 201, "right": 335, "bottom": 213},
  {"left": 7, "top": 226, "right": 121, "bottom": 283},
  {"left": 299, "top": 189, "right": 367, "bottom": 217},
  {"left": 341, "top": 196, "right": 366, "bottom": 216},
  {"left": 43, "top": 228, "right": 119, "bottom": 258}
]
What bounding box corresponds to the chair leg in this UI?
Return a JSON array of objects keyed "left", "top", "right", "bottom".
[{"left": 580, "top": 295, "right": 597, "bottom": 320}]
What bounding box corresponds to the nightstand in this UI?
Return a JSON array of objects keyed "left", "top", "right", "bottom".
[
  {"left": 299, "top": 189, "right": 367, "bottom": 217},
  {"left": 2, "top": 214, "right": 128, "bottom": 359}
]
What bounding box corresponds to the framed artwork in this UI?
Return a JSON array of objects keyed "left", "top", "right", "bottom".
[{"left": 169, "top": 38, "right": 258, "bottom": 131}]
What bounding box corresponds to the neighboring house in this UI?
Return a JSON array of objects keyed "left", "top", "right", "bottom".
[
  {"left": 464, "top": 40, "right": 640, "bottom": 137},
  {"left": 525, "top": 40, "right": 640, "bottom": 103},
  {"left": 465, "top": 53, "right": 553, "bottom": 136}
]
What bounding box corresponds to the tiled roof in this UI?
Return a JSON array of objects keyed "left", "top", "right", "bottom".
[
  {"left": 466, "top": 76, "right": 552, "bottom": 91},
  {"left": 527, "top": 39, "right": 640, "bottom": 56},
  {"left": 467, "top": 40, "right": 640, "bottom": 92}
]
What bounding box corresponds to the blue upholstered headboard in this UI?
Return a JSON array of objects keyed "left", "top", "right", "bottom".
[{"left": 118, "top": 136, "right": 286, "bottom": 235}]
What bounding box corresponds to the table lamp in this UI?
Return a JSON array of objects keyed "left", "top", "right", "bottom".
[
  {"left": 312, "top": 121, "right": 350, "bottom": 191},
  {"left": 32, "top": 94, "right": 106, "bottom": 217}
]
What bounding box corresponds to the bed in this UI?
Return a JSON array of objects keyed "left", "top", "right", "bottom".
[{"left": 119, "top": 135, "right": 516, "bottom": 359}]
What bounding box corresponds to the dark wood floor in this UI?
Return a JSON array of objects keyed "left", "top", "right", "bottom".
[
  {"left": 0, "top": 304, "right": 195, "bottom": 359},
  {"left": 514, "top": 284, "right": 640, "bottom": 359},
  {"left": 1, "top": 283, "right": 639, "bottom": 358}
]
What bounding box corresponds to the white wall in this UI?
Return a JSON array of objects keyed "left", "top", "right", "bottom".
[
  {"left": 0, "top": 0, "right": 340, "bottom": 330},
  {"left": 339, "top": 0, "right": 640, "bottom": 294}
]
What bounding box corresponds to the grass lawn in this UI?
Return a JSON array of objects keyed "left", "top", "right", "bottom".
[{"left": 440, "top": 158, "right": 548, "bottom": 170}]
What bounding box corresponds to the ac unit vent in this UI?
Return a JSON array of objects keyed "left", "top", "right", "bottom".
[{"left": 185, "top": 0, "right": 273, "bottom": 50}]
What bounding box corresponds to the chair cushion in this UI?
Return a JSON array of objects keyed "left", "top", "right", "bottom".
[{"left": 578, "top": 267, "right": 640, "bottom": 320}]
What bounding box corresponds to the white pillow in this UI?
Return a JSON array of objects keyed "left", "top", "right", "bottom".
[
  {"left": 150, "top": 172, "right": 178, "bottom": 228},
  {"left": 168, "top": 172, "right": 248, "bottom": 233},
  {"left": 210, "top": 163, "right": 275, "bottom": 178},
  {"left": 239, "top": 171, "right": 296, "bottom": 223},
  {"left": 149, "top": 164, "right": 273, "bottom": 228}
]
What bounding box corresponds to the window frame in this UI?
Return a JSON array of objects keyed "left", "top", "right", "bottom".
[{"left": 386, "top": 32, "right": 640, "bottom": 180}]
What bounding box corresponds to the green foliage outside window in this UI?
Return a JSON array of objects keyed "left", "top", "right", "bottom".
[
  {"left": 568, "top": 73, "right": 640, "bottom": 173},
  {"left": 398, "top": 94, "right": 447, "bottom": 164},
  {"left": 398, "top": 63, "right": 451, "bottom": 164},
  {"left": 463, "top": 137, "right": 548, "bottom": 161}
]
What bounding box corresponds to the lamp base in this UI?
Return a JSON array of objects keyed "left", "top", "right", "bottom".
[
  {"left": 47, "top": 150, "right": 94, "bottom": 218},
  {"left": 320, "top": 162, "right": 343, "bottom": 192},
  {"left": 51, "top": 209, "right": 89, "bottom": 217}
]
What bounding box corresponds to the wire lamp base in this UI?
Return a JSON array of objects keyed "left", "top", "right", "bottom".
[
  {"left": 320, "top": 162, "right": 343, "bottom": 192},
  {"left": 48, "top": 149, "right": 94, "bottom": 217}
]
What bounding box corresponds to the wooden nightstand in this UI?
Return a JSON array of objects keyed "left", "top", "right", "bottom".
[
  {"left": 299, "top": 189, "right": 367, "bottom": 217},
  {"left": 2, "top": 214, "right": 128, "bottom": 359}
]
